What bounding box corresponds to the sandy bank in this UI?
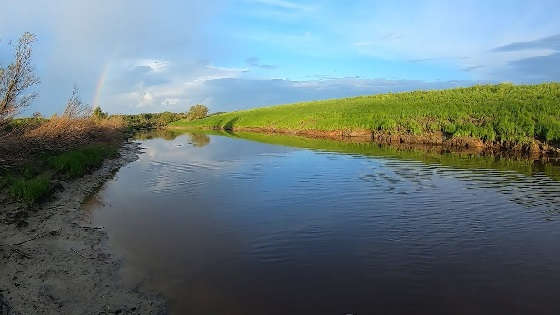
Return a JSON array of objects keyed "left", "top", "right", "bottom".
[{"left": 0, "top": 140, "right": 166, "bottom": 315}]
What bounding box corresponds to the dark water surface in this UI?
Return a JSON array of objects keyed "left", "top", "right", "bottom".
[{"left": 86, "top": 131, "right": 560, "bottom": 315}]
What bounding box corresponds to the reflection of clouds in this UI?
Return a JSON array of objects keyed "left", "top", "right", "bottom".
[
  {"left": 363, "top": 158, "right": 560, "bottom": 217},
  {"left": 134, "top": 133, "right": 296, "bottom": 196},
  {"left": 140, "top": 131, "right": 560, "bottom": 216}
]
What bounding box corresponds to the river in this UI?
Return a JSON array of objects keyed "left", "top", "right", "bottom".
[{"left": 85, "top": 130, "right": 560, "bottom": 314}]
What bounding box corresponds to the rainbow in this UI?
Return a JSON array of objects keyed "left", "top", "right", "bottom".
[{"left": 92, "top": 62, "right": 110, "bottom": 108}]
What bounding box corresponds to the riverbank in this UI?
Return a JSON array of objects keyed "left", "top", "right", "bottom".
[
  {"left": 171, "top": 83, "right": 560, "bottom": 157},
  {"left": 0, "top": 141, "right": 166, "bottom": 314}
]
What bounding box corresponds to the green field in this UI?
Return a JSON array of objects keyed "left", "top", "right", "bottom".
[{"left": 171, "top": 83, "right": 560, "bottom": 145}]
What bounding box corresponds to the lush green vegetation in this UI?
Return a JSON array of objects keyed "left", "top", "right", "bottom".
[
  {"left": 1, "top": 144, "right": 118, "bottom": 204},
  {"left": 118, "top": 112, "right": 189, "bottom": 130},
  {"left": 119, "top": 105, "right": 209, "bottom": 130},
  {"left": 8, "top": 175, "right": 50, "bottom": 205},
  {"left": 47, "top": 144, "right": 118, "bottom": 178},
  {"left": 172, "top": 83, "right": 560, "bottom": 145}
]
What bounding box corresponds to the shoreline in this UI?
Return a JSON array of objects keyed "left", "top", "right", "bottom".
[
  {"left": 171, "top": 125, "right": 560, "bottom": 159},
  {"left": 0, "top": 139, "right": 166, "bottom": 314}
]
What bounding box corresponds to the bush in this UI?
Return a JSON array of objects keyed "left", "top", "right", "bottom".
[
  {"left": 443, "top": 122, "right": 457, "bottom": 135},
  {"left": 187, "top": 105, "right": 208, "bottom": 120},
  {"left": 119, "top": 112, "right": 186, "bottom": 129},
  {"left": 92, "top": 106, "right": 108, "bottom": 120}
]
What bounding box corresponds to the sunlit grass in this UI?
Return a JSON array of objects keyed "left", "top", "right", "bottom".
[
  {"left": 172, "top": 83, "right": 560, "bottom": 145},
  {"left": 47, "top": 144, "right": 118, "bottom": 178}
]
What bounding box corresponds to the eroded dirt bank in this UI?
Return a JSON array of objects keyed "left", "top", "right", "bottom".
[{"left": 0, "top": 141, "right": 166, "bottom": 315}]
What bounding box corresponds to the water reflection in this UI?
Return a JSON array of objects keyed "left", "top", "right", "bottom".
[
  {"left": 190, "top": 132, "right": 210, "bottom": 147},
  {"left": 87, "top": 130, "right": 560, "bottom": 314},
  {"left": 135, "top": 129, "right": 211, "bottom": 147}
]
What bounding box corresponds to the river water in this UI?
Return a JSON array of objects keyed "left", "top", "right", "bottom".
[{"left": 85, "top": 130, "right": 560, "bottom": 314}]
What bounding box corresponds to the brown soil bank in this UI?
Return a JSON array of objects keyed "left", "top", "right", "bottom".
[
  {"left": 0, "top": 141, "right": 166, "bottom": 315},
  {"left": 181, "top": 126, "right": 560, "bottom": 158}
]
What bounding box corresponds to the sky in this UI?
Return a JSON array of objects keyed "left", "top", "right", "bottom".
[{"left": 0, "top": 0, "right": 559, "bottom": 115}]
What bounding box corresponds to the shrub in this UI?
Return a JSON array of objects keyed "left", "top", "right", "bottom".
[
  {"left": 443, "top": 122, "right": 457, "bottom": 135},
  {"left": 187, "top": 104, "right": 209, "bottom": 120},
  {"left": 92, "top": 106, "right": 108, "bottom": 120},
  {"left": 119, "top": 112, "right": 186, "bottom": 129}
]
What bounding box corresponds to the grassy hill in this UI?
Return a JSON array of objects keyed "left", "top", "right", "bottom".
[{"left": 171, "top": 83, "right": 560, "bottom": 149}]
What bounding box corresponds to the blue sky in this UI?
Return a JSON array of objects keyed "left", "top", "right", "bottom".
[{"left": 1, "top": 0, "right": 559, "bottom": 115}]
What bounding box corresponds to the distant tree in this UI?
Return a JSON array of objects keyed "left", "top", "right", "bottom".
[
  {"left": 63, "top": 86, "right": 91, "bottom": 118},
  {"left": 32, "top": 112, "right": 42, "bottom": 119},
  {"left": 92, "top": 106, "right": 108, "bottom": 120},
  {"left": 0, "top": 32, "right": 40, "bottom": 126},
  {"left": 187, "top": 104, "right": 208, "bottom": 120}
]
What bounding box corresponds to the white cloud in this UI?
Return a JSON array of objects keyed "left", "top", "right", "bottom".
[{"left": 132, "top": 59, "right": 170, "bottom": 73}]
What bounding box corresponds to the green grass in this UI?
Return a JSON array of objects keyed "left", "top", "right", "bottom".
[
  {"left": 8, "top": 175, "right": 51, "bottom": 205},
  {"left": 171, "top": 83, "right": 560, "bottom": 145},
  {"left": 47, "top": 144, "right": 118, "bottom": 178},
  {"left": 1, "top": 144, "right": 118, "bottom": 205}
]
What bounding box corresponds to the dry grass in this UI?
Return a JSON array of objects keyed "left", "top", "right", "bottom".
[{"left": 0, "top": 116, "right": 125, "bottom": 167}]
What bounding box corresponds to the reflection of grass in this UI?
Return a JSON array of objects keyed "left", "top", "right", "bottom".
[
  {"left": 142, "top": 128, "right": 560, "bottom": 181},
  {"left": 135, "top": 129, "right": 211, "bottom": 147},
  {"left": 171, "top": 83, "right": 560, "bottom": 146},
  {"left": 219, "top": 131, "right": 560, "bottom": 182}
]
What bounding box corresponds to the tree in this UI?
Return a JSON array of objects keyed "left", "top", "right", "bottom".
[
  {"left": 92, "top": 106, "right": 108, "bottom": 120},
  {"left": 63, "top": 86, "right": 91, "bottom": 118},
  {"left": 187, "top": 104, "right": 208, "bottom": 120},
  {"left": 0, "top": 33, "right": 40, "bottom": 125}
]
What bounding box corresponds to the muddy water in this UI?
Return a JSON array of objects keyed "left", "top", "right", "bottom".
[{"left": 86, "top": 130, "right": 560, "bottom": 315}]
